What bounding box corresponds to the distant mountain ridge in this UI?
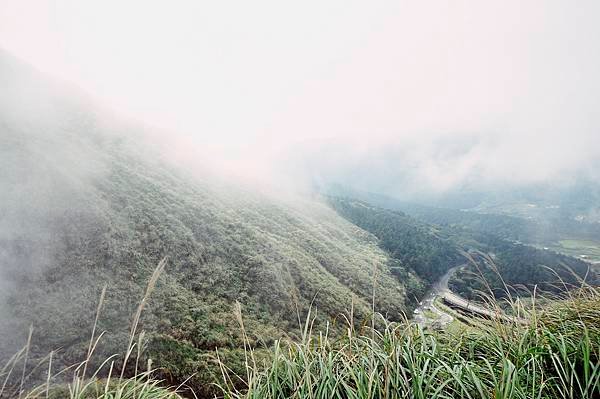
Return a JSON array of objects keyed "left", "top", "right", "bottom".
[
  {"left": 325, "top": 184, "right": 600, "bottom": 243},
  {"left": 325, "top": 185, "right": 599, "bottom": 299}
]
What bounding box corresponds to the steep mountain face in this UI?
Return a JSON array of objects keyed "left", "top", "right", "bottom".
[
  {"left": 327, "top": 197, "right": 462, "bottom": 285},
  {"left": 0, "top": 52, "right": 415, "bottom": 392}
]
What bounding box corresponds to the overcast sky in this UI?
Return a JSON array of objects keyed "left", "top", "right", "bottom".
[{"left": 1, "top": 1, "right": 599, "bottom": 192}]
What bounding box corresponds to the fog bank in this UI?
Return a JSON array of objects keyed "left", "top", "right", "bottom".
[{"left": 1, "top": 1, "right": 599, "bottom": 196}]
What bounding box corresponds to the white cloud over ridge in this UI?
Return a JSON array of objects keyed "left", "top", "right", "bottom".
[{"left": 1, "top": 1, "right": 599, "bottom": 193}]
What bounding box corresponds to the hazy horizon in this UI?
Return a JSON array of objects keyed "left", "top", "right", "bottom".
[{"left": 1, "top": 1, "right": 600, "bottom": 198}]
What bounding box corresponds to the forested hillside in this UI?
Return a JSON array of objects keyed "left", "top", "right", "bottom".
[
  {"left": 0, "top": 53, "right": 416, "bottom": 394},
  {"left": 327, "top": 197, "right": 462, "bottom": 284},
  {"left": 326, "top": 185, "right": 600, "bottom": 243},
  {"left": 326, "top": 189, "right": 598, "bottom": 301},
  {"left": 450, "top": 234, "right": 599, "bottom": 299}
]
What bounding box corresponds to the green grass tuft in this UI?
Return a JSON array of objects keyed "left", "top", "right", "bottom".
[{"left": 219, "top": 287, "right": 600, "bottom": 399}]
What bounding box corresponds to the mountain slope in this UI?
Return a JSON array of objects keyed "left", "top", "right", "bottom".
[
  {"left": 0, "top": 52, "right": 416, "bottom": 393},
  {"left": 327, "top": 197, "right": 462, "bottom": 283}
]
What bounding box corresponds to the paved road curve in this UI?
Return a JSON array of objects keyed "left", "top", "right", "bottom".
[
  {"left": 414, "top": 264, "right": 527, "bottom": 327},
  {"left": 413, "top": 265, "right": 461, "bottom": 328}
]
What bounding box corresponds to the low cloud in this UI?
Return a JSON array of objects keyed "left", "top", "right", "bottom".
[{"left": 1, "top": 1, "right": 599, "bottom": 196}]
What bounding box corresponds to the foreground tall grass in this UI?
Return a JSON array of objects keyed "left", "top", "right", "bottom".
[
  {"left": 2, "top": 257, "right": 599, "bottom": 398},
  {"left": 219, "top": 285, "right": 600, "bottom": 399},
  {"left": 0, "top": 258, "right": 184, "bottom": 399}
]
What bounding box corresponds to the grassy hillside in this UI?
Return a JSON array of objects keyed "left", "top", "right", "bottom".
[
  {"left": 7, "top": 263, "right": 600, "bottom": 398},
  {"left": 1, "top": 133, "right": 422, "bottom": 393},
  {"left": 0, "top": 53, "right": 419, "bottom": 394},
  {"left": 220, "top": 286, "right": 600, "bottom": 399}
]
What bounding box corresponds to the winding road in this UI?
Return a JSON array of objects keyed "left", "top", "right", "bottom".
[
  {"left": 413, "top": 264, "right": 527, "bottom": 327},
  {"left": 413, "top": 265, "right": 460, "bottom": 328}
]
